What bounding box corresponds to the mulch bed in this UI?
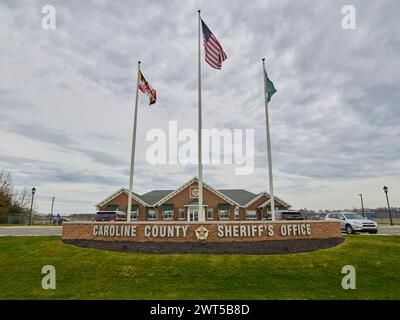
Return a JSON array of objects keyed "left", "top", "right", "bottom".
[{"left": 63, "top": 237, "right": 344, "bottom": 255}]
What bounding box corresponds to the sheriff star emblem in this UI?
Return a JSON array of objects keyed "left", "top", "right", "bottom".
[{"left": 195, "top": 226, "right": 209, "bottom": 240}]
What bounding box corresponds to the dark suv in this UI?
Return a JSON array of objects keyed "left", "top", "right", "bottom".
[
  {"left": 93, "top": 211, "right": 126, "bottom": 222},
  {"left": 265, "top": 210, "right": 304, "bottom": 221}
]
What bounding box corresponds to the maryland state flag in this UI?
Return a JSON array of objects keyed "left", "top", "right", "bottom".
[{"left": 138, "top": 70, "right": 156, "bottom": 105}]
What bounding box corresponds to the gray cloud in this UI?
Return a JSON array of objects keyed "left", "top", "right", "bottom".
[{"left": 0, "top": 0, "right": 399, "bottom": 211}]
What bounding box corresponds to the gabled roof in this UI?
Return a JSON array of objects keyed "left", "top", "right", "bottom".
[
  {"left": 155, "top": 177, "right": 240, "bottom": 206},
  {"left": 244, "top": 192, "right": 291, "bottom": 208},
  {"left": 95, "top": 187, "right": 149, "bottom": 208},
  {"left": 218, "top": 189, "right": 259, "bottom": 207},
  {"left": 95, "top": 177, "right": 291, "bottom": 209}
]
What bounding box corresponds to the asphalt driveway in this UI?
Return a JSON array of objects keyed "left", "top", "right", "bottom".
[{"left": 0, "top": 226, "right": 62, "bottom": 236}]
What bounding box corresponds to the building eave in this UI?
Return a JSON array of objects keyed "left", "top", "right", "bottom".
[
  {"left": 95, "top": 187, "right": 149, "bottom": 209},
  {"left": 243, "top": 192, "right": 291, "bottom": 208}
]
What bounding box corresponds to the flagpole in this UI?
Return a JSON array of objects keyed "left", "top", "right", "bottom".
[
  {"left": 127, "top": 60, "right": 141, "bottom": 222},
  {"left": 262, "top": 58, "right": 275, "bottom": 221},
  {"left": 197, "top": 10, "right": 204, "bottom": 222}
]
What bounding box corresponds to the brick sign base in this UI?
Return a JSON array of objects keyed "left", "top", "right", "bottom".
[{"left": 62, "top": 221, "right": 341, "bottom": 243}]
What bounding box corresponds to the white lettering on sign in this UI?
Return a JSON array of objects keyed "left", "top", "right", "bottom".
[
  {"left": 217, "top": 224, "right": 273, "bottom": 238},
  {"left": 93, "top": 225, "right": 137, "bottom": 237},
  {"left": 280, "top": 224, "right": 311, "bottom": 236},
  {"left": 144, "top": 225, "right": 189, "bottom": 238},
  {"left": 92, "top": 223, "right": 312, "bottom": 239}
]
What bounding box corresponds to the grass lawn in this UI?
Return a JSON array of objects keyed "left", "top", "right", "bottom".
[{"left": 0, "top": 235, "right": 399, "bottom": 300}]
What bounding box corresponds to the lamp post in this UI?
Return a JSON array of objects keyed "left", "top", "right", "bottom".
[
  {"left": 358, "top": 194, "right": 365, "bottom": 217},
  {"left": 28, "top": 187, "right": 36, "bottom": 226},
  {"left": 49, "top": 197, "right": 55, "bottom": 224},
  {"left": 383, "top": 186, "right": 393, "bottom": 226}
]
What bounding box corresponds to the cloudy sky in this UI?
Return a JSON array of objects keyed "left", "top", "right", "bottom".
[{"left": 0, "top": 0, "right": 399, "bottom": 214}]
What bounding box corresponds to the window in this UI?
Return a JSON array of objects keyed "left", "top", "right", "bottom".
[
  {"left": 218, "top": 203, "right": 230, "bottom": 220},
  {"left": 148, "top": 209, "right": 157, "bottom": 220},
  {"left": 161, "top": 204, "right": 174, "bottom": 220},
  {"left": 246, "top": 210, "right": 257, "bottom": 220},
  {"left": 178, "top": 208, "right": 186, "bottom": 220},
  {"left": 131, "top": 210, "right": 138, "bottom": 220},
  {"left": 163, "top": 209, "right": 173, "bottom": 220},
  {"left": 207, "top": 209, "right": 213, "bottom": 220},
  {"left": 131, "top": 205, "right": 139, "bottom": 220},
  {"left": 344, "top": 213, "right": 364, "bottom": 220},
  {"left": 330, "top": 213, "right": 338, "bottom": 219},
  {"left": 234, "top": 208, "right": 240, "bottom": 220},
  {"left": 105, "top": 204, "right": 118, "bottom": 211},
  {"left": 218, "top": 209, "right": 229, "bottom": 220}
]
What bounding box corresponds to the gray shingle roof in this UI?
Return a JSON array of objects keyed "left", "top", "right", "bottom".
[
  {"left": 138, "top": 190, "right": 174, "bottom": 205},
  {"left": 136, "top": 189, "right": 260, "bottom": 206},
  {"left": 218, "top": 189, "right": 260, "bottom": 206}
]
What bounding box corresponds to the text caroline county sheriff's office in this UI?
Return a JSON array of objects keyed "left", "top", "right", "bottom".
[{"left": 92, "top": 223, "right": 312, "bottom": 238}]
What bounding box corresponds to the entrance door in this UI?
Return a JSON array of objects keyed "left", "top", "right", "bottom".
[{"left": 189, "top": 209, "right": 199, "bottom": 222}]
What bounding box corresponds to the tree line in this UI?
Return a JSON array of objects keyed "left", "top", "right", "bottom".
[{"left": 0, "top": 170, "right": 31, "bottom": 223}]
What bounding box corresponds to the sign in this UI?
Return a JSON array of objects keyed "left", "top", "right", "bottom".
[
  {"left": 190, "top": 186, "right": 199, "bottom": 198},
  {"left": 88, "top": 222, "right": 321, "bottom": 241},
  {"left": 62, "top": 221, "right": 341, "bottom": 243}
]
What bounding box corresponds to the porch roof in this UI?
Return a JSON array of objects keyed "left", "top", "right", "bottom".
[{"left": 184, "top": 199, "right": 208, "bottom": 207}]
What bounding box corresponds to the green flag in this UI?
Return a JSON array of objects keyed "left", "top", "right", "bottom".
[{"left": 264, "top": 69, "right": 277, "bottom": 102}]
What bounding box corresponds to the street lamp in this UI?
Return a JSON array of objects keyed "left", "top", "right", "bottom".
[
  {"left": 28, "top": 187, "right": 36, "bottom": 226},
  {"left": 358, "top": 194, "right": 365, "bottom": 217},
  {"left": 383, "top": 186, "right": 393, "bottom": 226}
]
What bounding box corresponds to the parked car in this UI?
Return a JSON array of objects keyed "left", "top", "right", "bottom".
[
  {"left": 265, "top": 210, "right": 304, "bottom": 221},
  {"left": 308, "top": 215, "right": 325, "bottom": 220},
  {"left": 92, "top": 211, "right": 127, "bottom": 222},
  {"left": 53, "top": 217, "right": 70, "bottom": 225},
  {"left": 325, "top": 212, "right": 378, "bottom": 234}
]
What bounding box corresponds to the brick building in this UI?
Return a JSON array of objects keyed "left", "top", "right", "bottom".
[{"left": 96, "top": 177, "right": 290, "bottom": 221}]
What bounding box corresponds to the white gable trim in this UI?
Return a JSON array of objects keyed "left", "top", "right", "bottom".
[
  {"left": 155, "top": 177, "right": 240, "bottom": 207},
  {"left": 244, "top": 192, "right": 291, "bottom": 208},
  {"left": 95, "top": 188, "right": 149, "bottom": 209},
  {"left": 258, "top": 199, "right": 271, "bottom": 208},
  {"left": 242, "top": 192, "right": 265, "bottom": 208}
]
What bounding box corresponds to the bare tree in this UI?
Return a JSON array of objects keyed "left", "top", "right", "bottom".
[
  {"left": 0, "top": 171, "right": 31, "bottom": 221},
  {"left": 11, "top": 187, "right": 31, "bottom": 216},
  {"left": 0, "top": 170, "right": 13, "bottom": 217}
]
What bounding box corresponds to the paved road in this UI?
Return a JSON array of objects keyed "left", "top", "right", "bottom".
[
  {"left": 0, "top": 226, "right": 62, "bottom": 236},
  {"left": 0, "top": 225, "right": 399, "bottom": 237},
  {"left": 375, "top": 226, "right": 400, "bottom": 235}
]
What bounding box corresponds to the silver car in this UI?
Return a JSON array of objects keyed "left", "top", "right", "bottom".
[{"left": 325, "top": 212, "right": 378, "bottom": 234}]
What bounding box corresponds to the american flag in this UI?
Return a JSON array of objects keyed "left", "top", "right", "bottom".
[{"left": 201, "top": 19, "right": 227, "bottom": 69}]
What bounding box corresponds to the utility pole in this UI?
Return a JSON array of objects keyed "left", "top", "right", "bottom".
[
  {"left": 49, "top": 197, "right": 55, "bottom": 224},
  {"left": 358, "top": 194, "right": 365, "bottom": 217}
]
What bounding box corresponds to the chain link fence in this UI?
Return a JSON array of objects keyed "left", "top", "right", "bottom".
[{"left": 1, "top": 213, "right": 95, "bottom": 225}]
